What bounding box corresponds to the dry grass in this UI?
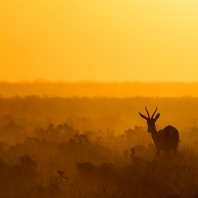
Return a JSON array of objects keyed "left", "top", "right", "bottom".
[{"left": 0, "top": 96, "right": 197, "bottom": 197}]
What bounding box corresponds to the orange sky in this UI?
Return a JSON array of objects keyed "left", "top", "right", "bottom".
[{"left": 1, "top": 0, "right": 198, "bottom": 82}]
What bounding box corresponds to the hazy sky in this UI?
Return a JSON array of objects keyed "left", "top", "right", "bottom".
[{"left": 1, "top": 0, "right": 198, "bottom": 82}]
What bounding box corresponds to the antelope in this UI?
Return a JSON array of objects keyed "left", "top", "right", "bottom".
[{"left": 139, "top": 107, "right": 179, "bottom": 158}]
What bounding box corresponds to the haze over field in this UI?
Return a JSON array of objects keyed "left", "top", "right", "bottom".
[
  {"left": 2, "top": 1, "right": 198, "bottom": 197},
  {"left": 1, "top": 82, "right": 198, "bottom": 98}
]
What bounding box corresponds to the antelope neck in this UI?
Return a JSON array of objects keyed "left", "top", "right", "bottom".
[{"left": 149, "top": 124, "right": 158, "bottom": 142}]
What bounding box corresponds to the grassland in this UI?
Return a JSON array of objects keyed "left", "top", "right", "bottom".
[{"left": 0, "top": 96, "right": 197, "bottom": 197}]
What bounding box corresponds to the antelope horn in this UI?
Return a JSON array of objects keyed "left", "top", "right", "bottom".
[
  {"left": 152, "top": 107, "right": 158, "bottom": 118},
  {"left": 145, "top": 106, "right": 150, "bottom": 118}
]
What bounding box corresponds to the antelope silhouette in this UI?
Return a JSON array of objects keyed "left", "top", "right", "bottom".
[{"left": 139, "top": 107, "right": 179, "bottom": 157}]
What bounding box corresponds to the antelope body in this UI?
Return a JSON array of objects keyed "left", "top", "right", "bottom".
[{"left": 139, "top": 107, "right": 179, "bottom": 157}]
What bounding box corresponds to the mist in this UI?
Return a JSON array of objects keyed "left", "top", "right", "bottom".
[
  {"left": 0, "top": 94, "right": 198, "bottom": 197},
  {"left": 1, "top": 82, "right": 198, "bottom": 97}
]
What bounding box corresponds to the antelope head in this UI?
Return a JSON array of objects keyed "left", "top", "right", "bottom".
[{"left": 139, "top": 107, "right": 160, "bottom": 133}]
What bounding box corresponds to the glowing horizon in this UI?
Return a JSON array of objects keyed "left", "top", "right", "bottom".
[{"left": 1, "top": 0, "right": 198, "bottom": 82}]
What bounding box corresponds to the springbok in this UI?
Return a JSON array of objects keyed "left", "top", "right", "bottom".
[{"left": 139, "top": 107, "right": 179, "bottom": 157}]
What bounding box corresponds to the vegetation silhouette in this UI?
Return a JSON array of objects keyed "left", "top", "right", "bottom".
[
  {"left": 139, "top": 107, "right": 179, "bottom": 158},
  {"left": 0, "top": 96, "right": 197, "bottom": 197}
]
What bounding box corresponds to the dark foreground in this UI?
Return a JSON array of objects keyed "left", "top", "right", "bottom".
[{"left": 0, "top": 96, "right": 197, "bottom": 197}]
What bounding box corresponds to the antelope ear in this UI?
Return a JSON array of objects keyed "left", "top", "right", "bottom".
[
  {"left": 138, "top": 112, "right": 148, "bottom": 120},
  {"left": 154, "top": 113, "right": 160, "bottom": 121}
]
